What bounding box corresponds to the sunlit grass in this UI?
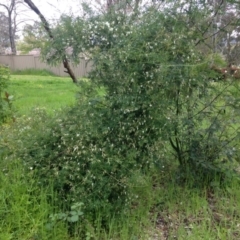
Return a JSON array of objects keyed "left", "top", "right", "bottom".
[{"left": 8, "top": 75, "right": 79, "bottom": 115}]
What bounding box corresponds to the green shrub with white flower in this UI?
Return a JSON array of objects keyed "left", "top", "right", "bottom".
[{"left": 18, "top": 6, "right": 240, "bottom": 225}]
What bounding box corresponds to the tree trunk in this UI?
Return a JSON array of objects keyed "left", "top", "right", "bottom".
[
  {"left": 23, "top": 0, "right": 78, "bottom": 83},
  {"left": 8, "top": 10, "right": 16, "bottom": 55},
  {"left": 0, "top": 1, "right": 17, "bottom": 55}
]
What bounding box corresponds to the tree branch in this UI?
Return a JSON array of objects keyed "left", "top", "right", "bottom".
[{"left": 23, "top": 0, "right": 78, "bottom": 83}]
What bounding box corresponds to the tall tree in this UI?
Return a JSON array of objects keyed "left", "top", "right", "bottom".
[
  {"left": 217, "top": 2, "right": 240, "bottom": 65},
  {"left": 0, "top": 12, "right": 10, "bottom": 54},
  {"left": 17, "top": 21, "right": 47, "bottom": 54},
  {"left": 0, "top": 0, "right": 23, "bottom": 55},
  {"left": 23, "top": 0, "right": 78, "bottom": 83},
  {"left": 82, "top": 0, "right": 143, "bottom": 15},
  {"left": 163, "top": 0, "right": 240, "bottom": 65}
]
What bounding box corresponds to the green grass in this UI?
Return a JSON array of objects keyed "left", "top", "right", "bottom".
[
  {"left": 11, "top": 68, "right": 57, "bottom": 76},
  {"left": 8, "top": 75, "right": 79, "bottom": 115},
  {"left": 1, "top": 76, "right": 240, "bottom": 239},
  {"left": 0, "top": 159, "right": 70, "bottom": 240},
  {"left": 1, "top": 158, "right": 240, "bottom": 239}
]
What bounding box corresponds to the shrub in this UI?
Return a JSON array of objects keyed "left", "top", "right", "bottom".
[
  {"left": 82, "top": 10, "right": 240, "bottom": 184},
  {"left": 14, "top": 98, "right": 138, "bottom": 221},
  {"left": 14, "top": 7, "right": 240, "bottom": 227}
]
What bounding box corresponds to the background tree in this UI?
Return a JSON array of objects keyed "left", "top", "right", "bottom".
[
  {"left": 82, "top": 0, "right": 144, "bottom": 15},
  {"left": 0, "top": 12, "right": 10, "bottom": 54},
  {"left": 219, "top": 6, "right": 240, "bottom": 65},
  {"left": 17, "top": 21, "right": 47, "bottom": 54},
  {"left": 0, "top": 0, "right": 25, "bottom": 55},
  {"left": 193, "top": 0, "right": 240, "bottom": 65}
]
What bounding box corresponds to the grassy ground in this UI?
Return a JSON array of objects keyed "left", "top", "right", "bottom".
[
  {"left": 8, "top": 75, "right": 79, "bottom": 115},
  {"left": 1, "top": 74, "right": 240, "bottom": 239},
  {"left": 1, "top": 160, "right": 240, "bottom": 239}
]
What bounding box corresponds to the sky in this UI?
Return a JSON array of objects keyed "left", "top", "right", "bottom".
[
  {"left": 23, "top": 0, "right": 82, "bottom": 22},
  {"left": 0, "top": 0, "right": 85, "bottom": 38},
  {"left": 0, "top": 0, "right": 83, "bottom": 29},
  {"left": 26, "top": 0, "right": 107, "bottom": 21}
]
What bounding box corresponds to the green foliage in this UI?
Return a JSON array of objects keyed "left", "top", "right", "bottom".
[
  {"left": 14, "top": 7, "right": 240, "bottom": 226},
  {"left": 16, "top": 100, "right": 136, "bottom": 218},
  {"left": 0, "top": 65, "right": 13, "bottom": 125},
  {"left": 48, "top": 202, "right": 84, "bottom": 226},
  {"left": 17, "top": 21, "right": 47, "bottom": 54},
  {"left": 0, "top": 111, "right": 156, "bottom": 239},
  {"left": 76, "top": 9, "right": 240, "bottom": 183},
  {"left": 206, "top": 53, "right": 227, "bottom": 68}
]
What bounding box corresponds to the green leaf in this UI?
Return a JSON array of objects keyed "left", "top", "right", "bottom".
[
  {"left": 67, "top": 215, "right": 79, "bottom": 222},
  {"left": 70, "top": 210, "right": 77, "bottom": 216}
]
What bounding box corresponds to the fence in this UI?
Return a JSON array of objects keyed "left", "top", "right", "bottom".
[{"left": 0, "top": 55, "right": 93, "bottom": 78}]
